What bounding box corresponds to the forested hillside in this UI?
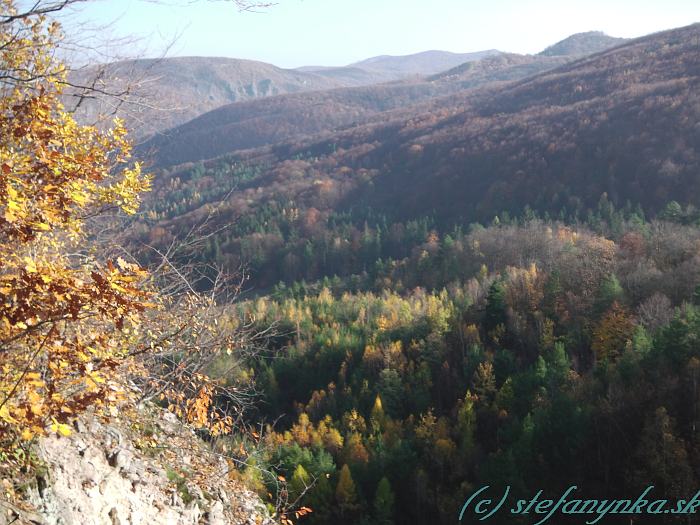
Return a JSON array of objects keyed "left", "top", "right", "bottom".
[
  {"left": 138, "top": 30, "right": 628, "bottom": 170},
  {"left": 122, "top": 22, "right": 700, "bottom": 525},
  {"left": 138, "top": 81, "right": 464, "bottom": 169},
  {"left": 138, "top": 53, "right": 577, "bottom": 169},
  {"left": 234, "top": 219, "right": 700, "bottom": 524},
  {"left": 130, "top": 23, "right": 700, "bottom": 289},
  {"left": 352, "top": 23, "right": 700, "bottom": 222}
]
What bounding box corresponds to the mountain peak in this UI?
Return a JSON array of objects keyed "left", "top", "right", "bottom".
[{"left": 538, "top": 31, "right": 629, "bottom": 57}]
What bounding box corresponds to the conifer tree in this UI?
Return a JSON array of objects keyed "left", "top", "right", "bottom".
[
  {"left": 335, "top": 464, "right": 359, "bottom": 520},
  {"left": 373, "top": 476, "right": 395, "bottom": 525}
]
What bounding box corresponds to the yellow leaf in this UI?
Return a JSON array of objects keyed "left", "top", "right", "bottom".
[
  {"left": 23, "top": 257, "right": 37, "bottom": 273},
  {"left": 0, "top": 405, "right": 17, "bottom": 424},
  {"left": 50, "top": 419, "right": 72, "bottom": 437},
  {"left": 4, "top": 209, "right": 16, "bottom": 223}
]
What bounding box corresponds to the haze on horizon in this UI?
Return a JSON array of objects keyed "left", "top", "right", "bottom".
[{"left": 56, "top": 0, "right": 700, "bottom": 68}]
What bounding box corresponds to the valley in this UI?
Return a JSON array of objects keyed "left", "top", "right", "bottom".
[
  {"left": 4, "top": 4, "right": 700, "bottom": 522},
  {"left": 121, "top": 22, "right": 700, "bottom": 524}
]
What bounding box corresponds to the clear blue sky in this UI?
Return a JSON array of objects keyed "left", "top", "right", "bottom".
[{"left": 58, "top": 0, "right": 700, "bottom": 68}]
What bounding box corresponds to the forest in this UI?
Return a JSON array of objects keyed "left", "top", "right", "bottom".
[{"left": 207, "top": 210, "right": 700, "bottom": 524}]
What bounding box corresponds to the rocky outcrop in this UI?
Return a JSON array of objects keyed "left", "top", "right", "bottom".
[{"left": 0, "top": 409, "right": 273, "bottom": 525}]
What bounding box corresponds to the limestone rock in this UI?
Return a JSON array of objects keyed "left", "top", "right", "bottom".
[{"left": 2, "top": 409, "right": 274, "bottom": 525}]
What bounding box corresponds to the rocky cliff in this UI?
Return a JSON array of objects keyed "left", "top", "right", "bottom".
[{"left": 0, "top": 408, "right": 273, "bottom": 525}]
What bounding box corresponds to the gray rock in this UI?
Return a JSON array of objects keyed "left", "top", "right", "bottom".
[{"left": 19, "top": 413, "right": 275, "bottom": 525}]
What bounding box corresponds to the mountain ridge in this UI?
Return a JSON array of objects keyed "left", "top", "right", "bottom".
[
  {"left": 69, "top": 50, "right": 502, "bottom": 138},
  {"left": 71, "top": 31, "right": 626, "bottom": 140},
  {"left": 349, "top": 49, "right": 502, "bottom": 74}
]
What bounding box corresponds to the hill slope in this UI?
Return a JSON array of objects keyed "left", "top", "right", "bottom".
[
  {"left": 70, "top": 37, "right": 619, "bottom": 141},
  {"left": 138, "top": 81, "right": 456, "bottom": 169},
  {"left": 139, "top": 53, "right": 579, "bottom": 168},
  {"left": 294, "top": 64, "right": 398, "bottom": 84},
  {"left": 358, "top": 23, "right": 698, "bottom": 221}
]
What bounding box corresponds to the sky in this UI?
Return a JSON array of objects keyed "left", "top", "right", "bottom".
[{"left": 56, "top": 0, "right": 700, "bottom": 68}]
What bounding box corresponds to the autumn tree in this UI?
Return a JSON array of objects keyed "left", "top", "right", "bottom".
[
  {"left": 0, "top": 0, "right": 262, "bottom": 473},
  {"left": 335, "top": 464, "right": 360, "bottom": 521},
  {"left": 591, "top": 303, "right": 635, "bottom": 361},
  {"left": 0, "top": 0, "right": 151, "bottom": 451},
  {"left": 370, "top": 393, "right": 386, "bottom": 430},
  {"left": 472, "top": 361, "right": 496, "bottom": 403},
  {"left": 289, "top": 464, "right": 311, "bottom": 501},
  {"left": 456, "top": 391, "right": 477, "bottom": 460}
]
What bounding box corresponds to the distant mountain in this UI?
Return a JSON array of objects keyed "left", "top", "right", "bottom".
[
  {"left": 294, "top": 50, "right": 505, "bottom": 84},
  {"left": 140, "top": 23, "right": 700, "bottom": 236},
  {"left": 538, "top": 31, "right": 629, "bottom": 57},
  {"left": 343, "top": 24, "right": 700, "bottom": 221},
  {"left": 427, "top": 52, "right": 571, "bottom": 84},
  {"left": 350, "top": 49, "right": 502, "bottom": 76},
  {"left": 139, "top": 52, "right": 578, "bottom": 169},
  {"left": 76, "top": 33, "right": 626, "bottom": 144},
  {"left": 294, "top": 65, "right": 399, "bottom": 85},
  {"left": 67, "top": 56, "right": 368, "bottom": 138},
  {"left": 69, "top": 51, "right": 503, "bottom": 139}
]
